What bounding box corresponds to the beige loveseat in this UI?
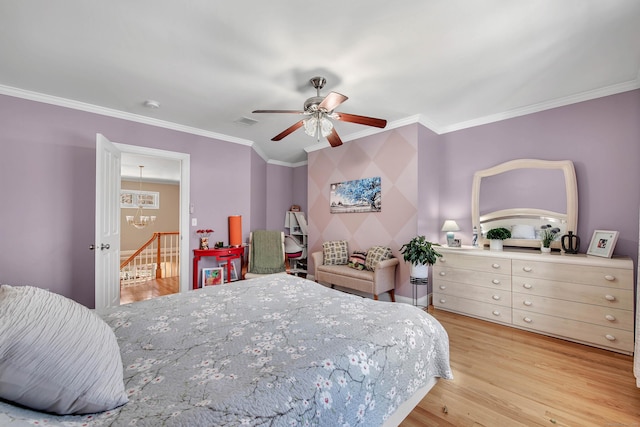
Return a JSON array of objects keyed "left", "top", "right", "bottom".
[{"left": 311, "top": 251, "right": 398, "bottom": 301}]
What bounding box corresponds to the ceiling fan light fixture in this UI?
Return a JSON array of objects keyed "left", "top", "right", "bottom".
[
  {"left": 303, "top": 117, "right": 318, "bottom": 137},
  {"left": 320, "top": 117, "right": 333, "bottom": 137}
]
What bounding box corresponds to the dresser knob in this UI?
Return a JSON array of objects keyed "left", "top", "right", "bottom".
[
  {"left": 492, "top": 279, "right": 501, "bottom": 284},
  {"left": 605, "top": 314, "right": 616, "bottom": 322},
  {"left": 439, "top": 271, "right": 446, "bottom": 276},
  {"left": 523, "top": 301, "right": 533, "bottom": 306},
  {"left": 523, "top": 317, "right": 533, "bottom": 323},
  {"left": 523, "top": 283, "right": 532, "bottom": 289},
  {"left": 492, "top": 295, "right": 500, "bottom": 301},
  {"left": 439, "top": 299, "right": 446, "bottom": 304},
  {"left": 492, "top": 263, "right": 500, "bottom": 269},
  {"left": 604, "top": 275, "right": 615, "bottom": 281},
  {"left": 440, "top": 258, "right": 447, "bottom": 263},
  {"left": 605, "top": 294, "right": 616, "bottom": 302},
  {"left": 605, "top": 334, "right": 616, "bottom": 341},
  {"left": 439, "top": 285, "right": 446, "bottom": 290},
  {"left": 492, "top": 310, "right": 500, "bottom": 316},
  {"left": 523, "top": 266, "right": 533, "bottom": 272}
]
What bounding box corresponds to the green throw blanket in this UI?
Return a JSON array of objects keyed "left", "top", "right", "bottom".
[{"left": 249, "top": 230, "right": 286, "bottom": 274}]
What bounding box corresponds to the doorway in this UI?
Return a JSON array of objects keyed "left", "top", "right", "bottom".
[
  {"left": 120, "top": 152, "right": 182, "bottom": 303},
  {"left": 95, "top": 139, "right": 190, "bottom": 308}
]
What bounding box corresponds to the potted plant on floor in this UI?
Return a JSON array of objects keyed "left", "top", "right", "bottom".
[
  {"left": 399, "top": 235, "right": 442, "bottom": 278},
  {"left": 486, "top": 227, "right": 511, "bottom": 251}
]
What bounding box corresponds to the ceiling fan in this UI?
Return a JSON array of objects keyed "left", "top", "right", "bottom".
[{"left": 252, "top": 76, "right": 387, "bottom": 147}]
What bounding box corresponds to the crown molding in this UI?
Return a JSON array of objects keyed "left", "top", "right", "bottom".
[
  {"left": 0, "top": 84, "right": 254, "bottom": 146},
  {"left": 438, "top": 80, "right": 640, "bottom": 134}
]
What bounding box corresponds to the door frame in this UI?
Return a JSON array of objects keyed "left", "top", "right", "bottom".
[{"left": 114, "top": 143, "right": 191, "bottom": 295}]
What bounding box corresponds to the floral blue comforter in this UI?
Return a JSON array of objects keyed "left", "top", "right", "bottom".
[{"left": 0, "top": 275, "right": 452, "bottom": 426}]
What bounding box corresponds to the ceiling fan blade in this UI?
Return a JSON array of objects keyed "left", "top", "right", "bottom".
[
  {"left": 318, "top": 92, "right": 348, "bottom": 112},
  {"left": 326, "top": 129, "right": 343, "bottom": 147},
  {"left": 252, "top": 110, "right": 305, "bottom": 114},
  {"left": 271, "top": 120, "right": 304, "bottom": 141},
  {"left": 335, "top": 112, "right": 387, "bottom": 128}
]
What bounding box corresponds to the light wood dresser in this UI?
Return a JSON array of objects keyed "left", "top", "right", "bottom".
[{"left": 433, "top": 246, "right": 634, "bottom": 354}]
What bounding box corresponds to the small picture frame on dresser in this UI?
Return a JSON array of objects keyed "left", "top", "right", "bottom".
[
  {"left": 450, "top": 238, "right": 462, "bottom": 247},
  {"left": 586, "top": 230, "right": 619, "bottom": 258}
]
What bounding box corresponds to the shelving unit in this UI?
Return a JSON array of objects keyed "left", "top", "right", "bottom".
[{"left": 284, "top": 211, "right": 308, "bottom": 275}]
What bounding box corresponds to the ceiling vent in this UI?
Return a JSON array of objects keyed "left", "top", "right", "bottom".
[{"left": 235, "top": 116, "right": 259, "bottom": 126}]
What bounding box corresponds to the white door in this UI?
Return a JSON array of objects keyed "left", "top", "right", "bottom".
[{"left": 95, "top": 134, "right": 121, "bottom": 309}]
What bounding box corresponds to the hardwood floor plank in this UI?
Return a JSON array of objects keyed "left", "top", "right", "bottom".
[
  {"left": 119, "top": 276, "right": 179, "bottom": 305},
  {"left": 401, "top": 308, "right": 640, "bottom": 427}
]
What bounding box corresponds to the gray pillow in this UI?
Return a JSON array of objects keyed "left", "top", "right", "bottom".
[{"left": 0, "top": 285, "right": 128, "bottom": 415}]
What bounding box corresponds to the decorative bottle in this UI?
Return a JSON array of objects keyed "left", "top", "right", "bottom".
[
  {"left": 472, "top": 226, "right": 479, "bottom": 247},
  {"left": 561, "top": 231, "right": 580, "bottom": 254}
]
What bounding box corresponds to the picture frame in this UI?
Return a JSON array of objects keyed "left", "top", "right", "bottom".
[
  {"left": 330, "top": 176, "right": 382, "bottom": 214},
  {"left": 120, "top": 190, "right": 160, "bottom": 209},
  {"left": 202, "top": 267, "right": 224, "bottom": 286},
  {"left": 219, "top": 261, "right": 239, "bottom": 282},
  {"left": 586, "top": 230, "right": 619, "bottom": 258}
]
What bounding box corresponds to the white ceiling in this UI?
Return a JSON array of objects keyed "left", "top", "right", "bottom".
[{"left": 1, "top": 1, "right": 639, "bottom": 169}]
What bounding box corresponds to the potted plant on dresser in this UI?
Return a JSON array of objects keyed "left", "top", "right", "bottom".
[
  {"left": 540, "top": 224, "right": 561, "bottom": 253},
  {"left": 399, "top": 235, "right": 442, "bottom": 279},
  {"left": 486, "top": 227, "right": 511, "bottom": 251}
]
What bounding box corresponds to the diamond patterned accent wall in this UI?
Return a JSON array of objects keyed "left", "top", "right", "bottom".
[{"left": 308, "top": 125, "right": 420, "bottom": 299}]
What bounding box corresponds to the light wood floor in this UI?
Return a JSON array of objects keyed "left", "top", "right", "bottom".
[
  {"left": 401, "top": 307, "right": 640, "bottom": 427},
  {"left": 119, "top": 277, "right": 179, "bottom": 305}
]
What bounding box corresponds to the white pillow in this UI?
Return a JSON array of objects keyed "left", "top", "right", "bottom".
[
  {"left": 0, "top": 285, "right": 128, "bottom": 415},
  {"left": 511, "top": 224, "right": 536, "bottom": 239}
]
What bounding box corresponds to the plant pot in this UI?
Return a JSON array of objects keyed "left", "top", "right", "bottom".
[
  {"left": 489, "top": 239, "right": 503, "bottom": 251},
  {"left": 541, "top": 246, "right": 551, "bottom": 254},
  {"left": 410, "top": 263, "right": 429, "bottom": 279}
]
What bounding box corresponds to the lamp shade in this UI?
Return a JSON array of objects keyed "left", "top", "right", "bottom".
[
  {"left": 228, "top": 215, "right": 242, "bottom": 247},
  {"left": 441, "top": 220, "right": 460, "bottom": 232}
]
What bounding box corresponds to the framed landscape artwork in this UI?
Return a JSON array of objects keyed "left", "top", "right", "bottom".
[{"left": 330, "top": 176, "right": 381, "bottom": 214}]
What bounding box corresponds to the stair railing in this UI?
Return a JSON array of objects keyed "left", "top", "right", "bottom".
[{"left": 120, "top": 232, "right": 180, "bottom": 285}]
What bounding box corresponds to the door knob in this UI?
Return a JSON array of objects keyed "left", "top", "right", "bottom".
[{"left": 100, "top": 243, "right": 110, "bottom": 250}]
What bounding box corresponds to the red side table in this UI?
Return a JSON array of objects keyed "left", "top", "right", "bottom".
[{"left": 193, "top": 246, "right": 245, "bottom": 290}]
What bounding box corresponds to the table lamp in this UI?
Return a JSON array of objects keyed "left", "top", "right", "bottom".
[{"left": 441, "top": 220, "right": 460, "bottom": 246}]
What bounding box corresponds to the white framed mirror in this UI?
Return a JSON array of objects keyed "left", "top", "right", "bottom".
[{"left": 471, "top": 159, "right": 578, "bottom": 250}]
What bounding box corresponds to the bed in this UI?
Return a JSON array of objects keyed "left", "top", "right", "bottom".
[{"left": 0, "top": 274, "right": 452, "bottom": 426}]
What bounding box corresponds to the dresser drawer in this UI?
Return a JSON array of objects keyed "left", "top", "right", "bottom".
[
  {"left": 512, "top": 309, "right": 634, "bottom": 353},
  {"left": 511, "top": 277, "right": 633, "bottom": 310},
  {"left": 512, "top": 292, "right": 634, "bottom": 331},
  {"left": 437, "top": 253, "right": 511, "bottom": 275},
  {"left": 435, "top": 281, "right": 511, "bottom": 306},
  {"left": 434, "top": 293, "right": 511, "bottom": 324},
  {"left": 512, "top": 259, "right": 632, "bottom": 289},
  {"left": 434, "top": 266, "right": 511, "bottom": 290}
]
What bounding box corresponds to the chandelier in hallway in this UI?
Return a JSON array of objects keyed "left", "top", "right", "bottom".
[{"left": 126, "top": 165, "right": 156, "bottom": 229}]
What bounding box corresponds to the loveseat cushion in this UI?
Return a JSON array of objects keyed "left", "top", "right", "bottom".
[
  {"left": 322, "top": 240, "right": 349, "bottom": 265},
  {"left": 365, "top": 246, "right": 393, "bottom": 271},
  {"left": 317, "top": 263, "right": 374, "bottom": 281}
]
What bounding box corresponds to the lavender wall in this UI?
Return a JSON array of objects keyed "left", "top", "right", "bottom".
[
  {"left": 266, "top": 164, "right": 293, "bottom": 230},
  {"left": 436, "top": 90, "right": 640, "bottom": 264},
  {"left": 0, "top": 94, "right": 263, "bottom": 307},
  {"left": 264, "top": 163, "right": 309, "bottom": 232}
]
